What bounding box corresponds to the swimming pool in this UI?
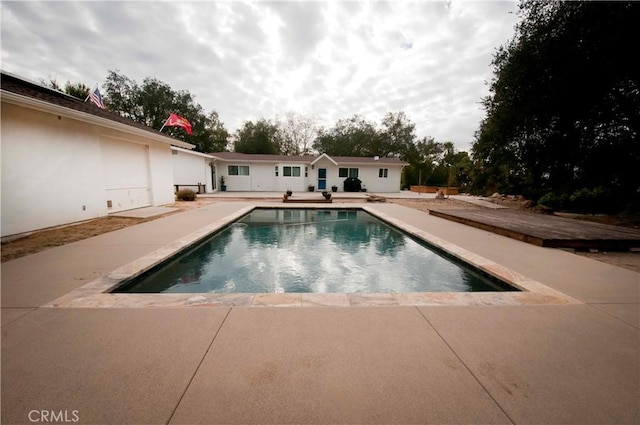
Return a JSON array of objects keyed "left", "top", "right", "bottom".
[{"left": 114, "top": 208, "right": 515, "bottom": 294}]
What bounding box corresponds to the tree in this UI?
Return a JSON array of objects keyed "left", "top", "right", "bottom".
[
  {"left": 401, "top": 137, "right": 443, "bottom": 188},
  {"left": 64, "top": 82, "right": 91, "bottom": 99},
  {"left": 378, "top": 111, "right": 417, "bottom": 158},
  {"left": 41, "top": 78, "right": 90, "bottom": 100},
  {"left": 102, "top": 70, "right": 229, "bottom": 153},
  {"left": 234, "top": 119, "right": 280, "bottom": 154},
  {"left": 274, "top": 112, "right": 320, "bottom": 155},
  {"left": 313, "top": 115, "right": 381, "bottom": 156},
  {"left": 203, "top": 111, "right": 230, "bottom": 153},
  {"left": 472, "top": 1, "right": 640, "bottom": 210}
]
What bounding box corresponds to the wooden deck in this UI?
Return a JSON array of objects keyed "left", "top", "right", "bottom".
[{"left": 429, "top": 209, "right": 640, "bottom": 251}]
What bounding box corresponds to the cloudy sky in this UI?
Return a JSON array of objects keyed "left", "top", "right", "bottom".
[{"left": 1, "top": 1, "right": 519, "bottom": 151}]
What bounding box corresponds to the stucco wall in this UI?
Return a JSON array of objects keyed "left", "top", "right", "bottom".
[
  {"left": 172, "top": 149, "right": 213, "bottom": 193},
  {"left": 310, "top": 158, "right": 402, "bottom": 192},
  {"left": 217, "top": 162, "right": 308, "bottom": 192},
  {"left": 213, "top": 157, "right": 403, "bottom": 193},
  {"left": 274, "top": 162, "right": 307, "bottom": 192},
  {"left": 1, "top": 102, "right": 175, "bottom": 237},
  {"left": 355, "top": 165, "right": 403, "bottom": 192}
]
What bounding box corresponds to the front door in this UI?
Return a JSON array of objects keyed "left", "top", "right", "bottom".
[{"left": 317, "top": 168, "right": 327, "bottom": 190}]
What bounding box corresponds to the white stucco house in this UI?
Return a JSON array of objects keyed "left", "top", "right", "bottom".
[
  {"left": 1, "top": 71, "right": 194, "bottom": 238},
  {"left": 209, "top": 152, "right": 407, "bottom": 193}
]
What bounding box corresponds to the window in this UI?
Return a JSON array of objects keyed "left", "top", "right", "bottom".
[
  {"left": 228, "top": 165, "right": 250, "bottom": 176},
  {"left": 283, "top": 166, "right": 301, "bottom": 177},
  {"left": 275, "top": 166, "right": 279, "bottom": 176},
  {"left": 339, "top": 167, "right": 359, "bottom": 178},
  {"left": 305, "top": 167, "right": 308, "bottom": 177},
  {"left": 378, "top": 168, "right": 388, "bottom": 178}
]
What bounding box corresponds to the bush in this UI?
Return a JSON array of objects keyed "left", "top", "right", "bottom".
[
  {"left": 537, "top": 192, "right": 569, "bottom": 211},
  {"left": 176, "top": 189, "right": 197, "bottom": 201},
  {"left": 569, "top": 186, "right": 614, "bottom": 213}
]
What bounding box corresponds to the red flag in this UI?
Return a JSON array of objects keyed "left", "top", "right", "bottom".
[{"left": 163, "top": 113, "right": 192, "bottom": 135}]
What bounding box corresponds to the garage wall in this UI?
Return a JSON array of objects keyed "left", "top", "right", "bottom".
[
  {"left": 1, "top": 104, "right": 106, "bottom": 236},
  {"left": 101, "top": 136, "right": 151, "bottom": 212},
  {"left": 1, "top": 102, "right": 177, "bottom": 237}
]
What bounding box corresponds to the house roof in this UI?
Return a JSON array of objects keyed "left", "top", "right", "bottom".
[
  {"left": 172, "top": 146, "right": 214, "bottom": 159},
  {"left": 331, "top": 155, "right": 407, "bottom": 165},
  {"left": 0, "top": 71, "right": 194, "bottom": 149},
  {"left": 209, "top": 151, "right": 407, "bottom": 166},
  {"left": 210, "top": 152, "right": 317, "bottom": 163}
]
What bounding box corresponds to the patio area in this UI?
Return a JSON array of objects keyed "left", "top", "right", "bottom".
[{"left": 1, "top": 201, "right": 638, "bottom": 424}]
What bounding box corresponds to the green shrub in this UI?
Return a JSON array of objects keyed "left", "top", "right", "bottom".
[
  {"left": 537, "top": 192, "right": 570, "bottom": 211},
  {"left": 176, "top": 189, "right": 197, "bottom": 201},
  {"left": 569, "top": 186, "right": 613, "bottom": 213}
]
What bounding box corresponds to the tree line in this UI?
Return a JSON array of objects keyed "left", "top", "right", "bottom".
[
  {"left": 43, "top": 0, "right": 638, "bottom": 212},
  {"left": 44, "top": 73, "right": 471, "bottom": 190},
  {"left": 472, "top": 0, "right": 639, "bottom": 212}
]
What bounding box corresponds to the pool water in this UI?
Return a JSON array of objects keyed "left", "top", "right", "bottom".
[{"left": 114, "top": 208, "right": 515, "bottom": 293}]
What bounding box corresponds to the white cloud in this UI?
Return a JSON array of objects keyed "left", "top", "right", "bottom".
[{"left": 1, "top": 0, "right": 519, "bottom": 151}]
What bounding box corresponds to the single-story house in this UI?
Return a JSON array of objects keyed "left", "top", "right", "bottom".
[
  {"left": 1, "top": 71, "right": 194, "bottom": 238},
  {"left": 209, "top": 152, "right": 407, "bottom": 193},
  {"left": 171, "top": 146, "right": 214, "bottom": 194}
]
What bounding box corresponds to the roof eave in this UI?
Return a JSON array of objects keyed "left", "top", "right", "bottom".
[
  {"left": 1, "top": 90, "right": 195, "bottom": 149},
  {"left": 310, "top": 153, "right": 338, "bottom": 166},
  {"left": 171, "top": 146, "right": 213, "bottom": 158},
  {"left": 211, "top": 156, "right": 313, "bottom": 164}
]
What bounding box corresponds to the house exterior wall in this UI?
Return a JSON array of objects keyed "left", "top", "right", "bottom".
[
  {"left": 275, "top": 162, "right": 307, "bottom": 192},
  {"left": 217, "top": 161, "right": 309, "bottom": 192},
  {"left": 147, "top": 142, "right": 176, "bottom": 205},
  {"left": 0, "top": 102, "right": 175, "bottom": 237},
  {"left": 250, "top": 163, "right": 276, "bottom": 192},
  {"left": 218, "top": 162, "right": 252, "bottom": 191},
  {"left": 100, "top": 136, "right": 151, "bottom": 212},
  {"left": 172, "top": 149, "right": 213, "bottom": 193},
  {"left": 212, "top": 156, "right": 404, "bottom": 193},
  {"left": 353, "top": 164, "right": 403, "bottom": 192},
  {"left": 310, "top": 158, "right": 402, "bottom": 192}
]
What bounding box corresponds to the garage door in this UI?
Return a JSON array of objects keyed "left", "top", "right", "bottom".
[{"left": 101, "top": 137, "right": 151, "bottom": 212}]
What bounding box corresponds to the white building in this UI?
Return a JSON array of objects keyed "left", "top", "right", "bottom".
[
  {"left": 1, "top": 71, "right": 194, "bottom": 237},
  {"left": 210, "top": 152, "right": 407, "bottom": 193}
]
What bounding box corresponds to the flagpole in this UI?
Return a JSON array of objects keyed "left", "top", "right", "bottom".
[{"left": 159, "top": 114, "right": 170, "bottom": 132}]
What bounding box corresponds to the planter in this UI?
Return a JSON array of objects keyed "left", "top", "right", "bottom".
[
  {"left": 220, "top": 185, "right": 227, "bottom": 192},
  {"left": 308, "top": 186, "right": 315, "bottom": 192},
  {"left": 286, "top": 190, "right": 293, "bottom": 196},
  {"left": 331, "top": 186, "right": 338, "bottom": 192}
]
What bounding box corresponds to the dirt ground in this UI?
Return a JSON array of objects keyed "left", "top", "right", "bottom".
[
  {"left": 2, "top": 196, "right": 639, "bottom": 273},
  {"left": 0, "top": 198, "right": 218, "bottom": 262}
]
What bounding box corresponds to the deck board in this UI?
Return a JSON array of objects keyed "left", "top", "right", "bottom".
[{"left": 429, "top": 209, "right": 640, "bottom": 250}]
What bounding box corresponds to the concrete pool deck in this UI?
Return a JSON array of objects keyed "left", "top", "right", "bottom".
[{"left": 1, "top": 201, "right": 638, "bottom": 424}]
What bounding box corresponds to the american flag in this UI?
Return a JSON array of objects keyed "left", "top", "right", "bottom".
[{"left": 88, "top": 86, "right": 105, "bottom": 109}]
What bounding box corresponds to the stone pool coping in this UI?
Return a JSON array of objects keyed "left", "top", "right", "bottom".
[{"left": 44, "top": 204, "right": 581, "bottom": 308}]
